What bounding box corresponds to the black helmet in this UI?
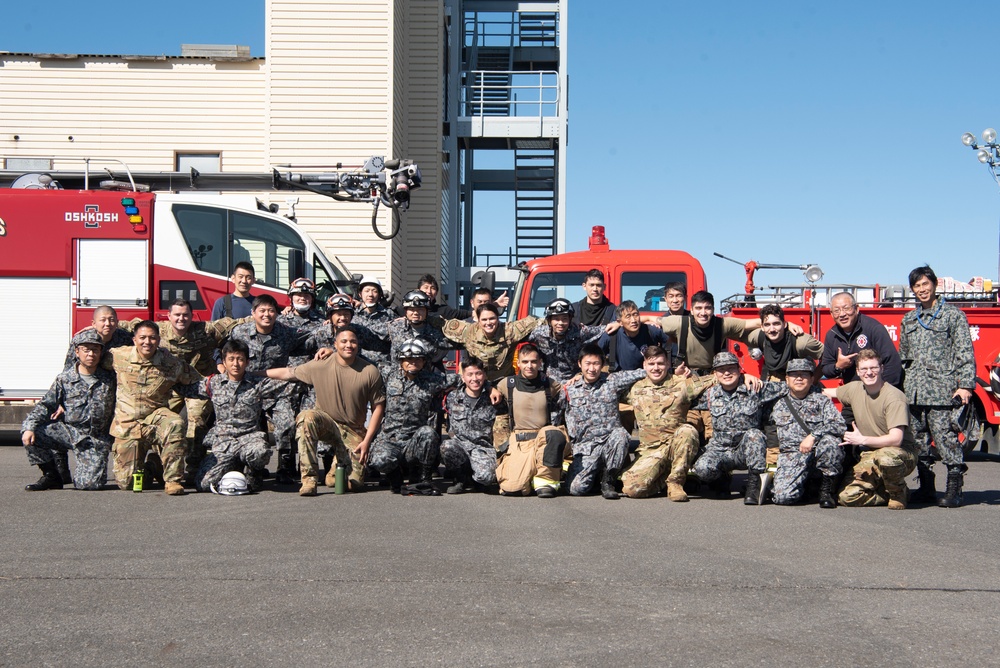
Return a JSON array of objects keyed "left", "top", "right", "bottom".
[
  {"left": 398, "top": 337, "right": 435, "bottom": 359},
  {"left": 402, "top": 290, "right": 431, "bottom": 309},
  {"left": 287, "top": 277, "right": 316, "bottom": 298},
  {"left": 325, "top": 293, "right": 355, "bottom": 317},
  {"left": 545, "top": 298, "right": 575, "bottom": 319}
]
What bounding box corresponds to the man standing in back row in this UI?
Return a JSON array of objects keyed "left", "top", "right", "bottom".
[{"left": 899, "top": 266, "right": 976, "bottom": 507}]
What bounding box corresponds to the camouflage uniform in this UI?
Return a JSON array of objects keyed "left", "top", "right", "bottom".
[
  {"left": 899, "top": 299, "right": 976, "bottom": 467},
  {"left": 368, "top": 367, "right": 461, "bottom": 475},
  {"left": 102, "top": 347, "right": 202, "bottom": 489},
  {"left": 839, "top": 448, "right": 917, "bottom": 507},
  {"left": 21, "top": 365, "right": 116, "bottom": 490},
  {"left": 620, "top": 374, "right": 716, "bottom": 498},
  {"left": 770, "top": 389, "right": 846, "bottom": 504},
  {"left": 227, "top": 321, "right": 309, "bottom": 455},
  {"left": 440, "top": 317, "right": 541, "bottom": 381},
  {"left": 123, "top": 316, "right": 247, "bottom": 477},
  {"left": 439, "top": 383, "right": 499, "bottom": 486},
  {"left": 189, "top": 374, "right": 289, "bottom": 492},
  {"left": 692, "top": 380, "right": 787, "bottom": 482},
  {"left": 527, "top": 323, "right": 605, "bottom": 383},
  {"left": 354, "top": 305, "right": 395, "bottom": 376},
  {"left": 387, "top": 318, "right": 454, "bottom": 369},
  {"left": 563, "top": 369, "right": 646, "bottom": 495}
]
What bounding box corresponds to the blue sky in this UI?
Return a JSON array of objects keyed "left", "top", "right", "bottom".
[{"left": 5, "top": 1, "right": 1000, "bottom": 296}]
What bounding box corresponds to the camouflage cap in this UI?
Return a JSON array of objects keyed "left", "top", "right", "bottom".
[
  {"left": 786, "top": 358, "right": 816, "bottom": 374},
  {"left": 73, "top": 329, "right": 105, "bottom": 348},
  {"left": 712, "top": 351, "right": 739, "bottom": 369}
]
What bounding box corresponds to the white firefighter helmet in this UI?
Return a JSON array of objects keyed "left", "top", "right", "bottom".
[
  {"left": 358, "top": 275, "right": 384, "bottom": 297},
  {"left": 211, "top": 471, "right": 251, "bottom": 496}
]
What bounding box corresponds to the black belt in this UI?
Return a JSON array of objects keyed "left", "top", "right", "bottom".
[{"left": 514, "top": 431, "right": 539, "bottom": 442}]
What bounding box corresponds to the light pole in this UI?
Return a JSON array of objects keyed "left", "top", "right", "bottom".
[{"left": 962, "top": 128, "right": 1000, "bottom": 285}]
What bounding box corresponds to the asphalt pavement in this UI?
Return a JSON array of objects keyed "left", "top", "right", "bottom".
[{"left": 1, "top": 443, "right": 998, "bottom": 667}]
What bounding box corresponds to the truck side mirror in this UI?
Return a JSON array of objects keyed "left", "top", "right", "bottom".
[{"left": 471, "top": 270, "right": 495, "bottom": 294}]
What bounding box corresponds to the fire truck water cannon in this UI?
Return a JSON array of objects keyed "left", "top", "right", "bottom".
[{"left": 713, "top": 252, "right": 823, "bottom": 295}]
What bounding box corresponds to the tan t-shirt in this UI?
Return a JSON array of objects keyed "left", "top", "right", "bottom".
[
  {"left": 657, "top": 315, "right": 749, "bottom": 372},
  {"left": 294, "top": 355, "right": 386, "bottom": 433},
  {"left": 837, "top": 381, "right": 916, "bottom": 453}
]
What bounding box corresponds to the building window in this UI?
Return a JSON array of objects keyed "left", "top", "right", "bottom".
[{"left": 175, "top": 153, "right": 221, "bottom": 173}]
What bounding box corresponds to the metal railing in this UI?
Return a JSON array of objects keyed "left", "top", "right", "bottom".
[
  {"left": 462, "top": 70, "right": 559, "bottom": 118},
  {"left": 464, "top": 14, "right": 558, "bottom": 49}
]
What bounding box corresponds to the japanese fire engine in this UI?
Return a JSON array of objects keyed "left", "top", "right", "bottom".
[{"left": 0, "top": 156, "right": 421, "bottom": 431}]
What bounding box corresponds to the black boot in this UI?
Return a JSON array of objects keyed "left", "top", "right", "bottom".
[
  {"left": 744, "top": 471, "right": 763, "bottom": 505},
  {"left": 420, "top": 464, "right": 436, "bottom": 485},
  {"left": 938, "top": 465, "right": 966, "bottom": 508},
  {"left": 275, "top": 450, "right": 296, "bottom": 485},
  {"left": 818, "top": 475, "right": 837, "bottom": 509},
  {"left": 387, "top": 467, "right": 404, "bottom": 494},
  {"left": 910, "top": 458, "right": 937, "bottom": 503},
  {"left": 245, "top": 466, "right": 265, "bottom": 493},
  {"left": 25, "top": 461, "right": 63, "bottom": 491},
  {"left": 54, "top": 451, "right": 73, "bottom": 485},
  {"left": 446, "top": 468, "right": 472, "bottom": 495},
  {"left": 708, "top": 472, "right": 732, "bottom": 498},
  {"left": 600, "top": 468, "right": 620, "bottom": 500}
]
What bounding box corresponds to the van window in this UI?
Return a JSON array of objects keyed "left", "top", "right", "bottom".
[
  {"left": 173, "top": 204, "right": 306, "bottom": 289},
  {"left": 621, "top": 271, "right": 688, "bottom": 312},
  {"left": 527, "top": 271, "right": 588, "bottom": 317}
]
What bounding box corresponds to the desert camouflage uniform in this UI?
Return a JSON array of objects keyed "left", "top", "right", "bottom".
[
  {"left": 899, "top": 299, "right": 976, "bottom": 468},
  {"left": 839, "top": 447, "right": 918, "bottom": 507},
  {"left": 102, "top": 347, "right": 202, "bottom": 489},
  {"left": 21, "top": 366, "right": 116, "bottom": 490},
  {"left": 123, "top": 316, "right": 247, "bottom": 477},
  {"left": 189, "top": 373, "right": 289, "bottom": 492},
  {"left": 527, "top": 323, "right": 605, "bottom": 383},
  {"left": 563, "top": 368, "right": 646, "bottom": 495},
  {"left": 354, "top": 305, "right": 395, "bottom": 376},
  {"left": 227, "top": 321, "right": 308, "bottom": 455},
  {"left": 693, "top": 381, "right": 787, "bottom": 482},
  {"left": 620, "top": 374, "right": 716, "bottom": 498},
  {"left": 368, "top": 367, "right": 460, "bottom": 475},
  {"left": 440, "top": 383, "right": 499, "bottom": 486},
  {"left": 770, "top": 389, "right": 846, "bottom": 504},
  {"left": 440, "top": 317, "right": 541, "bottom": 381}
]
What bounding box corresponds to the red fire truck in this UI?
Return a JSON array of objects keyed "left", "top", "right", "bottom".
[
  {"left": 0, "top": 157, "right": 420, "bottom": 431},
  {"left": 501, "top": 226, "right": 1000, "bottom": 455}
]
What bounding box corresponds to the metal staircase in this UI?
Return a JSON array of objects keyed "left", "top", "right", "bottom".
[
  {"left": 467, "top": 47, "right": 513, "bottom": 116},
  {"left": 514, "top": 149, "right": 557, "bottom": 261},
  {"left": 517, "top": 12, "right": 557, "bottom": 48}
]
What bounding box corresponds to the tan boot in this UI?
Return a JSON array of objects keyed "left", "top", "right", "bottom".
[
  {"left": 666, "top": 481, "right": 689, "bottom": 502},
  {"left": 164, "top": 482, "right": 186, "bottom": 496},
  {"left": 299, "top": 477, "right": 318, "bottom": 497},
  {"left": 887, "top": 487, "right": 908, "bottom": 510},
  {"left": 325, "top": 468, "right": 337, "bottom": 488}
]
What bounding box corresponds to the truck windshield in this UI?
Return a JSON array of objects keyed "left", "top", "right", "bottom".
[
  {"left": 621, "top": 271, "right": 688, "bottom": 312},
  {"left": 526, "top": 271, "right": 588, "bottom": 317}
]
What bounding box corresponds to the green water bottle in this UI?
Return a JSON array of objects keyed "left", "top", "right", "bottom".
[
  {"left": 334, "top": 464, "right": 347, "bottom": 494},
  {"left": 132, "top": 470, "right": 144, "bottom": 493}
]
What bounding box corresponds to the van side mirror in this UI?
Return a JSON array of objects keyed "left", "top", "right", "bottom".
[{"left": 471, "top": 270, "right": 495, "bottom": 294}]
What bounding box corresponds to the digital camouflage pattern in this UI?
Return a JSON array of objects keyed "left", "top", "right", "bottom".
[
  {"left": 64, "top": 327, "right": 134, "bottom": 369},
  {"left": 440, "top": 384, "right": 499, "bottom": 485},
  {"left": 354, "top": 305, "right": 394, "bottom": 374},
  {"left": 367, "top": 366, "right": 461, "bottom": 474},
  {"left": 22, "top": 365, "right": 117, "bottom": 490},
  {"left": 620, "top": 373, "right": 716, "bottom": 498},
  {"left": 839, "top": 447, "right": 916, "bottom": 506},
  {"left": 563, "top": 368, "right": 645, "bottom": 495},
  {"left": 693, "top": 380, "right": 787, "bottom": 481},
  {"left": 769, "top": 389, "right": 846, "bottom": 504},
  {"left": 527, "top": 323, "right": 605, "bottom": 383},
  {"left": 386, "top": 317, "right": 454, "bottom": 368},
  {"left": 900, "top": 300, "right": 976, "bottom": 465}
]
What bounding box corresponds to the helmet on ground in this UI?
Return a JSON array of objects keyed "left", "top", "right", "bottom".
[
  {"left": 402, "top": 290, "right": 431, "bottom": 309},
  {"left": 545, "top": 298, "right": 575, "bottom": 319},
  {"left": 211, "top": 471, "right": 250, "bottom": 496},
  {"left": 398, "top": 337, "right": 435, "bottom": 360},
  {"left": 325, "top": 293, "right": 355, "bottom": 316},
  {"left": 287, "top": 277, "right": 316, "bottom": 298},
  {"left": 358, "top": 275, "right": 384, "bottom": 298}
]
